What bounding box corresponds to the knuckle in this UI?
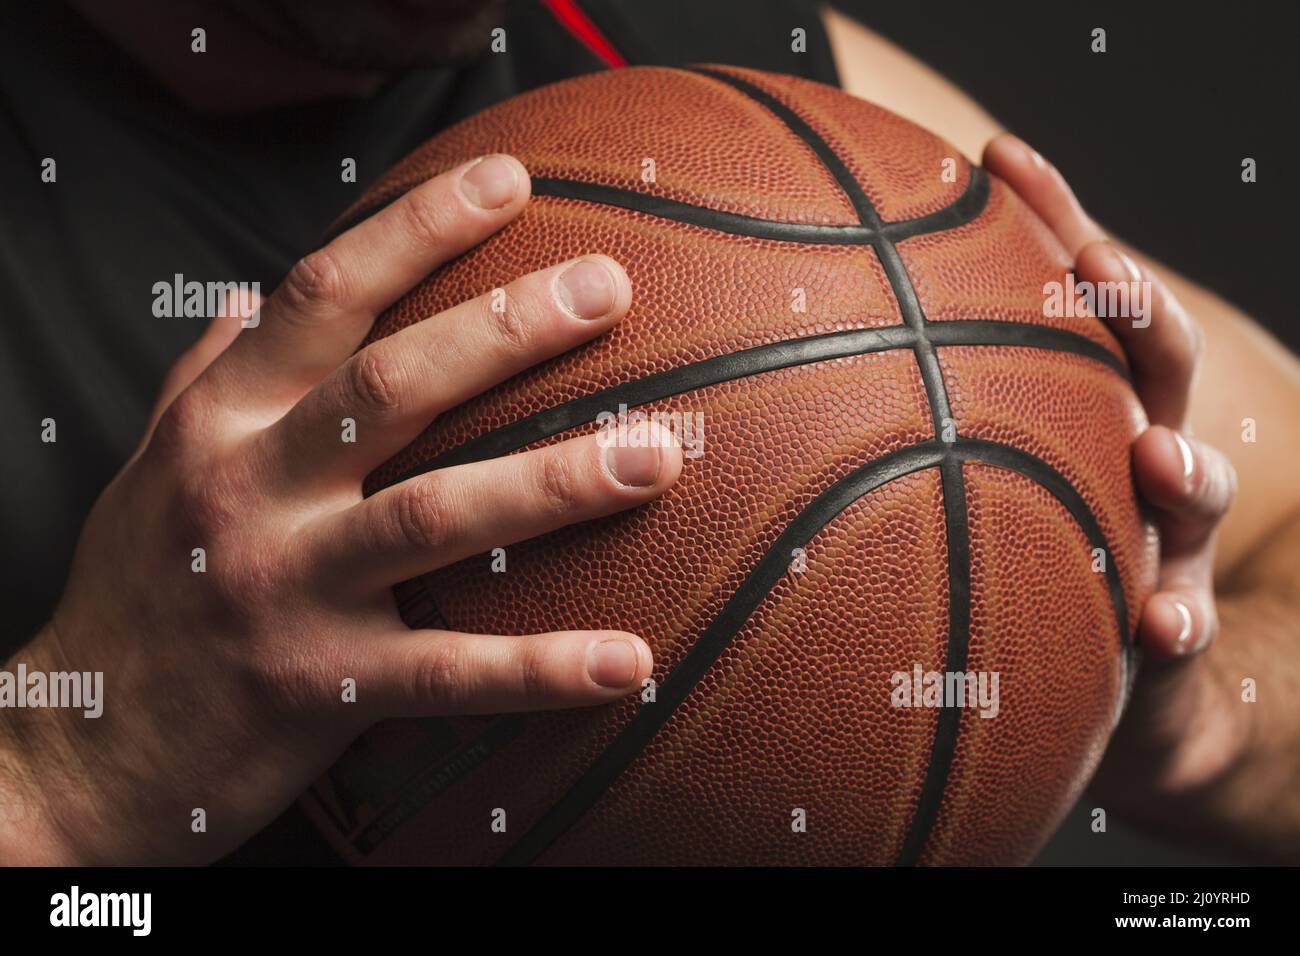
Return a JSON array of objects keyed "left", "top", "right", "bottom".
[
  {"left": 486, "top": 287, "right": 534, "bottom": 355},
  {"left": 281, "top": 247, "right": 349, "bottom": 314},
  {"left": 212, "top": 539, "right": 284, "bottom": 620},
  {"left": 246, "top": 642, "right": 329, "bottom": 718},
  {"left": 171, "top": 469, "right": 290, "bottom": 615},
  {"left": 518, "top": 644, "right": 555, "bottom": 702},
  {"left": 536, "top": 450, "right": 579, "bottom": 517},
  {"left": 399, "top": 188, "right": 453, "bottom": 249},
  {"left": 176, "top": 469, "right": 239, "bottom": 536},
  {"left": 413, "top": 641, "right": 472, "bottom": 712},
  {"left": 345, "top": 347, "right": 403, "bottom": 418},
  {"left": 395, "top": 480, "right": 455, "bottom": 552},
  {"left": 150, "top": 389, "right": 209, "bottom": 457}
]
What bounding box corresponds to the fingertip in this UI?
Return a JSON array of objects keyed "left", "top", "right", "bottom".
[
  {"left": 556, "top": 254, "right": 632, "bottom": 324},
  {"left": 623, "top": 631, "right": 656, "bottom": 681},
  {"left": 985, "top": 137, "right": 1105, "bottom": 255},
  {"left": 1076, "top": 240, "right": 1141, "bottom": 287},
  {"left": 645, "top": 421, "right": 685, "bottom": 488},
  {"left": 496, "top": 153, "right": 533, "bottom": 207},
  {"left": 458, "top": 153, "right": 531, "bottom": 212},
  {"left": 601, "top": 421, "right": 685, "bottom": 491},
  {"left": 982, "top": 132, "right": 1038, "bottom": 174},
  {"left": 1133, "top": 425, "right": 1194, "bottom": 507},
  {"left": 1172, "top": 430, "right": 1196, "bottom": 482},
  {"left": 585, "top": 632, "right": 653, "bottom": 690},
  {"left": 1139, "top": 593, "right": 1210, "bottom": 659},
  {"left": 590, "top": 253, "right": 634, "bottom": 321}
]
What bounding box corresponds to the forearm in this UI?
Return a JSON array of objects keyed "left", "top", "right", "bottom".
[{"left": 0, "top": 631, "right": 87, "bottom": 865}]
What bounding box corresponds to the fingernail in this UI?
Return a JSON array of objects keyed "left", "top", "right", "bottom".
[
  {"left": 557, "top": 258, "right": 617, "bottom": 320},
  {"left": 588, "top": 639, "right": 639, "bottom": 688},
  {"left": 605, "top": 441, "right": 662, "bottom": 487},
  {"left": 1172, "top": 431, "right": 1196, "bottom": 486},
  {"left": 1172, "top": 600, "right": 1195, "bottom": 653},
  {"left": 460, "top": 156, "right": 519, "bottom": 209}
]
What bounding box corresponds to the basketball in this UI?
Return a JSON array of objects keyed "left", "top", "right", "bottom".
[{"left": 302, "top": 65, "right": 1158, "bottom": 865}]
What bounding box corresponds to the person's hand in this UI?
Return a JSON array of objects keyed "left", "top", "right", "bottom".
[
  {"left": 983, "top": 135, "right": 1244, "bottom": 827},
  {"left": 0, "top": 154, "right": 682, "bottom": 865}
]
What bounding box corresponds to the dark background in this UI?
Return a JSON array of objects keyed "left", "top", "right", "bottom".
[
  {"left": 836, "top": 0, "right": 1297, "bottom": 864},
  {"left": 845, "top": 0, "right": 1298, "bottom": 354}
]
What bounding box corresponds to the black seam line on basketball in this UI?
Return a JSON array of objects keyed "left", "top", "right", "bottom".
[
  {"left": 376, "top": 321, "right": 1124, "bottom": 492},
  {"left": 899, "top": 440, "right": 1134, "bottom": 867},
  {"left": 534, "top": 178, "right": 858, "bottom": 240},
  {"left": 929, "top": 321, "right": 1126, "bottom": 378},
  {"left": 320, "top": 69, "right": 989, "bottom": 244},
  {"left": 896, "top": 455, "right": 970, "bottom": 867},
  {"left": 678, "top": 70, "right": 957, "bottom": 431},
  {"left": 323, "top": 167, "right": 990, "bottom": 247},
  {"left": 495, "top": 438, "right": 1130, "bottom": 866},
  {"left": 683, "top": 67, "right": 885, "bottom": 228},
  {"left": 532, "top": 176, "right": 974, "bottom": 244},
  {"left": 682, "top": 65, "right": 975, "bottom": 866}
]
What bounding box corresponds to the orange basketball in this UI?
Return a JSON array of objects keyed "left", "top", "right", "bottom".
[{"left": 302, "top": 66, "right": 1157, "bottom": 865}]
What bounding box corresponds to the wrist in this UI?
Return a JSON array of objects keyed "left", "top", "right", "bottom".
[
  {"left": 1196, "top": 593, "right": 1300, "bottom": 862},
  {"left": 1110, "top": 592, "right": 1300, "bottom": 863},
  {"left": 0, "top": 627, "right": 104, "bottom": 865},
  {"left": 0, "top": 710, "right": 81, "bottom": 865}
]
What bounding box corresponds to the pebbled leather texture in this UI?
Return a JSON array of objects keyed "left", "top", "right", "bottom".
[{"left": 301, "top": 65, "right": 1157, "bottom": 866}]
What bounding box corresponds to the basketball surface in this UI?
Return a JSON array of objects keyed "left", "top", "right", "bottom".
[{"left": 301, "top": 65, "right": 1158, "bottom": 865}]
